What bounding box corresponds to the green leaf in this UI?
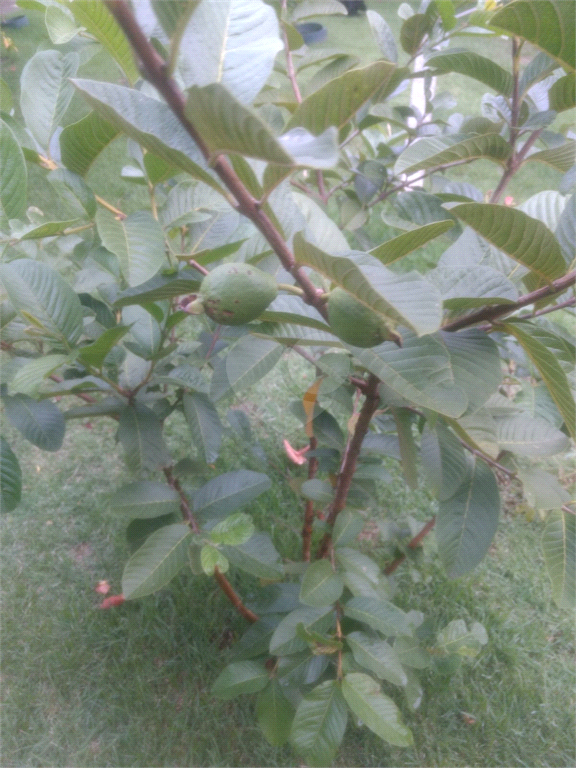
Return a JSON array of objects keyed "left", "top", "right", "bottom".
[
  {"left": 152, "top": 0, "right": 201, "bottom": 37},
  {"left": 0, "top": 78, "right": 13, "bottom": 113},
  {"left": 185, "top": 83, "right": 292, "bottom": 164},
  {"left": 394, "top": 133, "right": 511, "bottom": 177},
  {"left": 2, "top": 393, "right": 65, "bottom": 451},
  {"left": 300, "top": 480, "right": 334, "bottom": 504},
  {"left": 427, "top": 49, "right": 513, "bottom": 96},
  {"left": 343, "top": 596, "right": 409, "bottom": 637},
  {"left": 439, "top": 330, "right": 502, "bottom": 413},
  {"left": 525, "top": 140, "right": 576, "bottom": 173},
  {"left": 193, "top": 469, "right": 271, "bottom": 522},
  {"left": 109, "top": 481, "right": 180, "bottom": 519},
  {"left": 200, "top": 544, "right": 229, "bottom": 575},
  {"left": 291, "top": 0, "right": 347, "bottom": 20},
  {"left": 222, "top": 532, "right": 283, "bottom": 580},
  {"left": 294, "top": 235, "right": 442, "bottom": 336},
  {"left": 366, "top": 10, "right": 398, "bottom": 63},
  {"left": 260, "top": 294, "right": 331, "bottom": 333},
  {"left": 436, "top": 458, "right": 500, "bottom": 577},
  {"left": 432, "top": 264, "right": 518, "bottom": 309},
  {"left": 257, "top": 680, "right": 294, "bottom": 747},
  {"left": 333, "top": 510, "right": 365, "bottom": 548},
  {"left": 549, "top": 73, "right": 576, "bottom": 111},
  {"left": 44, "top": 4, "right": 81, "bottom": 44},
  {"left": 0, "top": 119, "right": 27, "bottom": 220},
  {"left": 342, "top": 672, "right": 414, "bottom": 746},
  {"left": 369, "top": 221, "right": 455, "bottom": 266},
  {"left": 434, "top": 619, "right": 488, "bottom": 657},
  {"left": 400, "top": 13, "right": 430, "bottom": 55},
  {"left": 286, "top": 61, "right": 404, "bottom": 135},
  {"left": 495, "top": 413, "right": 569, "bottom": 456},
  {"left": 212, "top": 659, "right": 268, "bottom": 699},
  {"left": 210, "top": 511, "right": 254, "bottom": 546},
  {"left": 177, "top": 0, "right": 282, "bottom": 103},
  {"left": 122, "top": 305, "right": 162, "bottom": 359},
  {"left": 518, "top": 468, "right": 571, "bottom": 511},
  {"left": 60, "top": 111, "right": 119, "bottom": 177},
  {"left": 278, "top": 127, "right": 339, "bottom": 169},
  {"left": 556, "top": 192, "right": 575, "bottom": 263},
  {"left": 393, "top": 636, "right": 431, "bottom": 670},
  {"left": 113, "top": 269, "right": 201, "bottom": 308},
  {"left": 64, "top": 0, "right": 139, "bottom": 84},
  {"left": 542, "top": 511, "right": 575, "bottom": 610},
  {"left": 354, "top": 334, "right": 468, "bottom": 418},
  {"left": 270, "top": 606, "right": 335, "bottom": 656},
  {"left": 96, "top": 209, "right": 166, "bottom": 288},
  {"left": 393, "top": 409, "right": 418, "bottom": 489},
  {"left": 210, "top": 336, "right": 283, "bottom": 402},
  {"left": 449, "top": 203, "right": 566, "bottom": 282},
  {"left": 0, "top": 437, "right": 21, "bottom": 513},
  {"left": 78, "top": 326, "right": 131, "bottom": 369},
  {"left": 122, "top": 523, "right": 192, "bottom": 599},
  {"left": 503, "top": 320, "right": 575, "bottom": 439},
  {"left": 347, "top": 632, "right": 407, "bottom": 687},
  {"left": 20, "top": 50, "right": 78, "bottom": 149},
  {"left": 71, "top": 79, "right": 223, "bottom": 194},
  {"left": 0, "top": 259, "right": 83, "bottom": 347},
  {"left": 300, "top": 559, "right": 344, "bottom": 608},
  {"left": 421, "top": 421, "right": 468, "bottom": 501},
  {"left": 490, "top": 0, "right": 575, "bottom": 73},
  {"left": 9, "top": 354, "right": 69, "bottom": 397},
  {"left": 336, "top": 548, "right": 380, "bottom": 585},
  {"left": 290, "top": 680, "right": 348, "bottom": 767},
  {"left": 14, "top": 219, "right": 81, "bottom": 241},
  {"left": 182, "top": 392, "right": 222, "bottom": 464},
  {"left": 47, "top": 168, "right": 97, "bottom": 219},
  {"left": 117, "top": 403, "right": 172, "bottom": 474}
]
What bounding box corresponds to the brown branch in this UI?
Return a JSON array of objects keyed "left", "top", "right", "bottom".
[
  {"left": 316, "top": 375, "right": 382, "bottom": 558},
  {"left": 442, "top": 271, "right": 576, "bottom": 333},
  {"left": 519, "top": 296, "right": 576, "bottom": 320},
  {"left": 302, "top": 436, "right": 318, "bottom": 561},
  {"left": 383, "top": 516, "right": 436, "bottom": 576},
  {"left": 104, "top": 0, "right": 327, "bottom": 318},
  {"left": 214, "top": 567, "right": 259, "bottom": 623},
  {"left": 163, "top": 467, "right": 200, "bottom": 532}
]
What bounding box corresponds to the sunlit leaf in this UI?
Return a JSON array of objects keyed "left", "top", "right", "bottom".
[
  {"left": 60, "top": 111, "right": 119, "bottom": 177},
  {"left": 394, "top": 133, "right": 511, "bottom": 177}
]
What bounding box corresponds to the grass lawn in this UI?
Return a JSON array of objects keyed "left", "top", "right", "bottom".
[{"left": 1, "top": 3, "right": 575, "bottom": 767}]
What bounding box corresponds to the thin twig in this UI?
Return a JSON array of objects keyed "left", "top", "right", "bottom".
[
  {"left": 442, "top": 271, "right": 576, "bottom": 332},
  {"left": 383, "top": 516, "right": 436, "bottom": 576},
  {"left": 214, "top": 567, "right": 259, "bottom": 623},
  {"left": 302, "top": 436, "right": 318, "bottom": 562}
]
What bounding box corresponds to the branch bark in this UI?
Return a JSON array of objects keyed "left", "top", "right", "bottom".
[{"left": 316, "top": 375, "right": 382, "bottom": 559}]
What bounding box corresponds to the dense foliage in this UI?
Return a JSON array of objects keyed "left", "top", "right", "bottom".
[{"left": 0, "top": 0, "right": 574, "bottom": 763}]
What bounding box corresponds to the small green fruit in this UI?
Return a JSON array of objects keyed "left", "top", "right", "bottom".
[
  {"left": 327, "top": 287, "right": 397, "bottom": 348},
  {"left": 199, "top": 263, "right": 278, "bottom": 326}
]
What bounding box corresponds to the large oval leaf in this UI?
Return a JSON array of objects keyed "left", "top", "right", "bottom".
[
  {"left": 0, "top": 259, "right": 83, "bottom": 347},
  {"left": 183, "top": 391, "right": 223, "bottom": 464},
  {"left": 449, "top": 203, "right": 566, "bottom": 282},
  {"left": 20, "top": 50, "right": 78, "bottom": 150},
  {"left": 0, "top": 437, "right": 21, "bottom": 513},
  {"left": 60, "top": 110, "right": 119, "bottom": 177},
  {"left": 0, "top": 118, "right": 26, "bottom": 220},
  {"left": 542, "top": 510, "right": 575, "bottom": 610},
  {"left": 342, "top": 672, "right": 413, "bottom": 746},
  {"left": 117, "top": 403, "right": 172, "bottom": 474},
  {"left": 490, "top": 0, "right": 575, "bottom": 73},
  {"left": 436, "top": 458, "right": 500, "bottom": 577},
  {"left": 290, "top": 680, "right": 348, "bottom": 767},
  {"left": 211, "top": 660, "right": 269, "bottom": 699},
  {"left": 300, "top": 559, "right": 344, "bottom": 607},
  {"left": 210, "top": 336, "right": 283, "bottom": 402},
  {"left": 427, "top": 49, "right": 513, "bottom": 96},
  {"left": 177, "top": 0, "right": 283, "bottom": 104},
  {"left": 109, "top": 481, "right": 180, "bottom": 519},
  {"left": 192, "top": 469, "right": 271, "bottom": 522},
  {"left": 2, "top": 393, "right": 64, "bottom": 451},
  {"left": 394, "top": 133, "right": 511, "bottom": 177},
  {"left": 122, "top": 523, "right": 192, "bottom": 599}
]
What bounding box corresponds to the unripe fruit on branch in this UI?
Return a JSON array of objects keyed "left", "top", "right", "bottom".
[
  {"left": 199, "top": 263, "right": 278, "bottom": 325},
  {"left": 327, "top": 287, "right": 401, "bottom": 347}
]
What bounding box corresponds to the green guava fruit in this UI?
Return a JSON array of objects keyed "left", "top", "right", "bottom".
[
  {"left": 327, "top": 287, "right": 395, "bottom": 348},
  {"left": 199, "top": 263, "right": 278, "bottom": 326}
]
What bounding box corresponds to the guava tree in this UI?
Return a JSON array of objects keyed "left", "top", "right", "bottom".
[{"left": 0, "top": 0, "right": 574, "bottom": 763}]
